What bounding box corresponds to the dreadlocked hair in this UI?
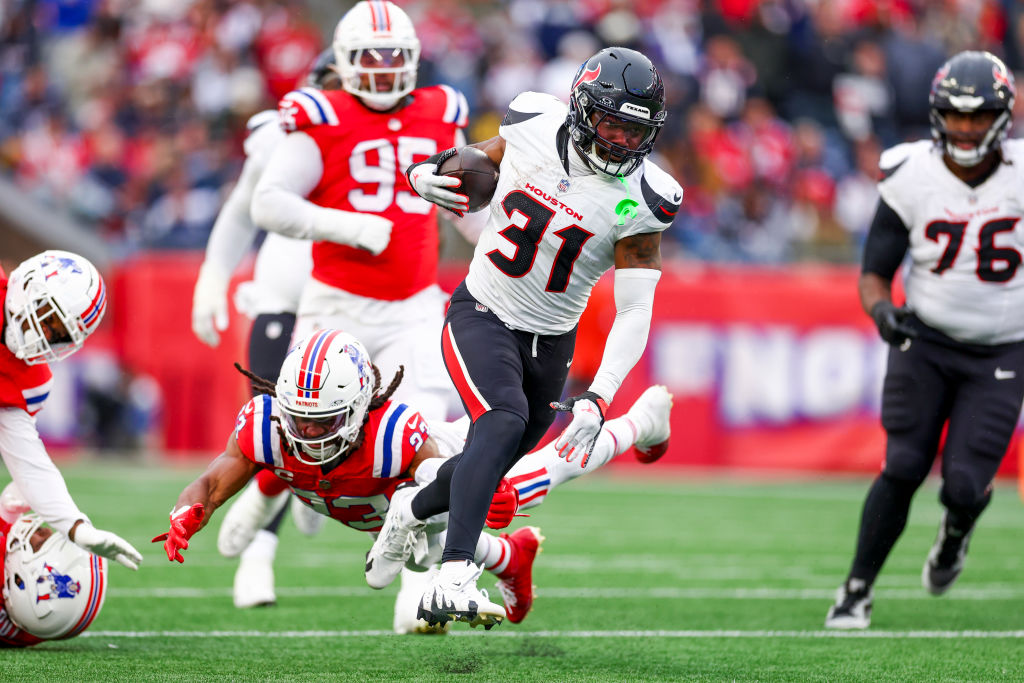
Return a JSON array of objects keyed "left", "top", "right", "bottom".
[
  {"left": 234, "top": 363, "right": 277, "bottom": 397},
  {"left": 345, "top": 363, "right": 405, "bottom": 454},
  {"left": 233, "top": 362, "right": 298, "bottom": 457},
  {"left": 230, "top": 362, "right": 405, "bottom": 460}
]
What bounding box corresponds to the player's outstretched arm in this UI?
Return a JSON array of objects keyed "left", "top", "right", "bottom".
[
  {"left": 153, "top": 436, "right": 258, "bottom": 563},
  {"left": 70, "top": 521, "right": 144, "bottom": 571}
]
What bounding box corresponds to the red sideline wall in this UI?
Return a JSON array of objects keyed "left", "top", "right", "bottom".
[{"left": 104, "top": 254, "right": 1021, "bottom": 477}]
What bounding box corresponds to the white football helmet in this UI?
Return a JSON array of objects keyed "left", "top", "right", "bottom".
[
  {"left": 3, "top": 250, "right": 106, "bottom": 365},
  {"left": 275, "top": 329, "right": 376, "bottom": 465},
  {"left": 2, "top": 514, "right": 108, "bottom": 640},
  {"left": 332, "top": 0, "right": 420, "bottom": 111}
]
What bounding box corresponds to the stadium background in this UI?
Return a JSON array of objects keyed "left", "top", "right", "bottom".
[{"left": 1, "top": 0, "right": 1023, "bottom": 482}]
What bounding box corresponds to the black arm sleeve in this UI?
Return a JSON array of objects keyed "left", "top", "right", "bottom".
[{"left": 861, "top": 199, "right": 910, "bottom": 279}]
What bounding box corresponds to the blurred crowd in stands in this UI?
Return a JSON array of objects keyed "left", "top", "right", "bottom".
[{"left": 3, "top": 0, "right": 1024, "bottom": 264}]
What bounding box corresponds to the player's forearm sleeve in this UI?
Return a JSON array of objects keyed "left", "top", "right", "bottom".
[
  {"left": 588, "top": 268, "right": 661, "bottom": 404},
  {"left": 251, "top": 132, "right": 384, "bottom": 245},
  {"left": 0, "top": 408, "right": 88, "bottom": 535},
  {"left": 250, "top": 132, "right": 327, "bottom": 240},
  {"left": 861, "top": 199, "right": 909, "bottom": 279},
  {"left": 201, "top": 156, "right": 264, "bottom": 277}
]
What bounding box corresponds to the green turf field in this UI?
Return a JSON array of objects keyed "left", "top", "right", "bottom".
[{"left": 3, "top": 462, "right": 1023, "bottom": 682}]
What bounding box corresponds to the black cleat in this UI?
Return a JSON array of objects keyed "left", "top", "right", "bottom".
[
  {"left": 825, "top": 578, "right": 873, "bottom": 629},
  {"left": 923, "top": 511, "right": 974, "bottom": 596}
]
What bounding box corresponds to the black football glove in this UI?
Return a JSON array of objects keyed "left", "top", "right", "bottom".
[{"left": 870, "top": 300, "right": 917, "bottom": 346}]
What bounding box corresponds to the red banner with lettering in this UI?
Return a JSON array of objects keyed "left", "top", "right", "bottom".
[{"left": 86, "top": 255, "right": 1019, "bottom": 477}]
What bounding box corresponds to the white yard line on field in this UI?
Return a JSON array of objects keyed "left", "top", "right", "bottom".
[{"left": 80, "top": 629, "right": 1024, "bottom": 639}]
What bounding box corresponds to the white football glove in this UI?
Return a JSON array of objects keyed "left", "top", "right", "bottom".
[
  {"left": 191, "top": 263, "right": 230, "bottom": 347},
  {"left": 0, "top": 481, "right": 30, "bottom": 524},
  {"left": 408, "top": 162, "right": 468, "bottom": 213},
  {"left": 551, "top": 391, "right": 608, "bottom": 468},
  {"left": 71, "top": 521, "right": 144, "bottom": 571},
  {"left": 310, "top": 209, "right": 393, "bottom": 255}
]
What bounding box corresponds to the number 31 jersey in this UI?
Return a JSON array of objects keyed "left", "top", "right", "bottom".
[
  {"left": 466, "top": 91, "right": 683, "bottom": 335},
  {"left": 278, "top": 85, "right": 468, "bottom": 301},
  {"left": 232, "top": 395, "right": 429, "bottom": 532},
  {"left": 880, "top": 139, "right": 1024, "bottom": 344}
]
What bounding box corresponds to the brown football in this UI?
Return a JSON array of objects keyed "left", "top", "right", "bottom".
[{"left": 437, "top": 146, "right": 500, "bottom": 212}]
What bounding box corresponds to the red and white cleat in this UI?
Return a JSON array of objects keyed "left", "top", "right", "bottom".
[
  {"left": 628, "top": 385, "right": 673, "bottom": 464},
  {"left": 494, "top": 526, "right": 544, "bottom": 623}
]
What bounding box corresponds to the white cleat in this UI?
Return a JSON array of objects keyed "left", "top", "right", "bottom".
[
  {"left": 418, "top": 559, "right": 506, "bottom": 630},
  {"left": 290, "top": 496, "right": 326, "bottom": 537},
  {"left": 233, "top": 530, "right": 278, "bottom": 608},
  {"left": 365, "top": 485, "right": 426, "bottom": 589},
  {"left": 627, "top": 385, "right": 673, "bottom": 464},
  {"left": 217, "top": 480, "right": 289, "bottom": 558},
  {"left": 393, "top": 566, "right": 450, "bottom": 635}
]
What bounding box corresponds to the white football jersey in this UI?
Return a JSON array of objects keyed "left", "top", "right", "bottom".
[
  {"left": 242, "top": 111, "right": 312, "bottom": 316},
  {"left": 465, "top": 92, "right": 682, "bottom": 335},
  {"left": 879, "top": 139, "right": 1024, "bottom": 344}
]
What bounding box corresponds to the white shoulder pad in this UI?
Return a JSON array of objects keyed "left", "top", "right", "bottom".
[
  {"left": 500, "top": 92, "right": 566, "bottom": 146},
  {"left": 243, "top": 114, "right": 285, "bottom": 164},
  {"left": 625, "top": 159, "right": 683, "bottom": 234},
  {"left": 507, "top": 91, "right": 563, "bottom": 115},
  {"left": 999, "top": 138, "right": 1024, "bottom": 166},
  {"left": 246, "top": 109, "right": 278, "bottom": 132},
  {"left": 878, "top": 140, "right": 931, "bottom": 178}
]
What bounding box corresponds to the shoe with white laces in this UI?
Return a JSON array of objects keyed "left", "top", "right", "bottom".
[
  {"left": 393, "top": 566, "right": 450, "bottom": 635},
  {"left": 923, "top": 511, "right": 974, "bottom": 596},
  {"left": 365, "top": 485, "right": 426, "bottom": 589},
  {"left": 290, "top": 496, "right": 326, "bottom": 537},
  {"left": 628, "top": 385, "right": 673, "bottom": 464},
  {"left": 824, "top": 578, "right": 873, "bottom": 629},
  {"left": 233, "top": 530, "right": 278, "bottom": 608},
  {"left": 494, "top": 526, "right": 544, "bottom": 623},
  {"left": 418, "top": 559, "right": 506, "bottom": 629},
  {"left": 217, "top": 480, "right": 289, "bottom": 558}
]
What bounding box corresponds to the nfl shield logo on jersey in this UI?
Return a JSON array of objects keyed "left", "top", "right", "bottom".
[{"left": 558, "top": 178, "right": 570, "bottom": 193}]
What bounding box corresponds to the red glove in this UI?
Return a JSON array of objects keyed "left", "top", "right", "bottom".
[
  {"left": 151, "top": 503, "right": 205, "bottom": 563},
  {"left": 485, "top": 478, "right": 524, "bottom": 529}
]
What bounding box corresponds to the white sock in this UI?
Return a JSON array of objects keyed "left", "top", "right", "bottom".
[
  {"left": 504, "top": 418, "right": 638, "bottom": 511},
  {"left": 475, "top": 533, "right": 512, "bottom": 575},
  {"left": 438, "top": 558, "right": 474, "bottom": 585},
  {"left": 602, "top": 415, "right": 640, "bottom": 456},
  {"left": 241, "top": 529, "right": 278, "bottom": 562}
]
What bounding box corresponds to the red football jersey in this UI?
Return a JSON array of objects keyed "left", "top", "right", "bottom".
[
  {"left": 277, "top": 85, "right": 468, "bottom": 300},
  {"left": 0, "top": 268, "right": 53, "bottom": 416},
  {"left": 232, "top": 395, "right": 430, "bottom": 532}
]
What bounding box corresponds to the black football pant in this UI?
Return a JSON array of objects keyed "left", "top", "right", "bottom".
[
  {"left": 849, "top": 318, "right": 1024, "bottom": 584},
  {"left": 249, "top": 312, "right": 296, "bottom": 534},
  {"left": 417, "top": 282, "right": 575, "bottom": 564}
]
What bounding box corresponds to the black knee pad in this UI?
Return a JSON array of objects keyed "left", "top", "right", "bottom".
[
  {"left": 470, "top": 410, "right": 527, "bottom": 470},
  {"left": 880, "top": 452, "right": 931, "bottom": 487},
  {"left": 876, "top": 470, "right": 921, "bottom": 500},
  {"left": 939, "top": 472, "right": 992, "bottom": 518}
]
